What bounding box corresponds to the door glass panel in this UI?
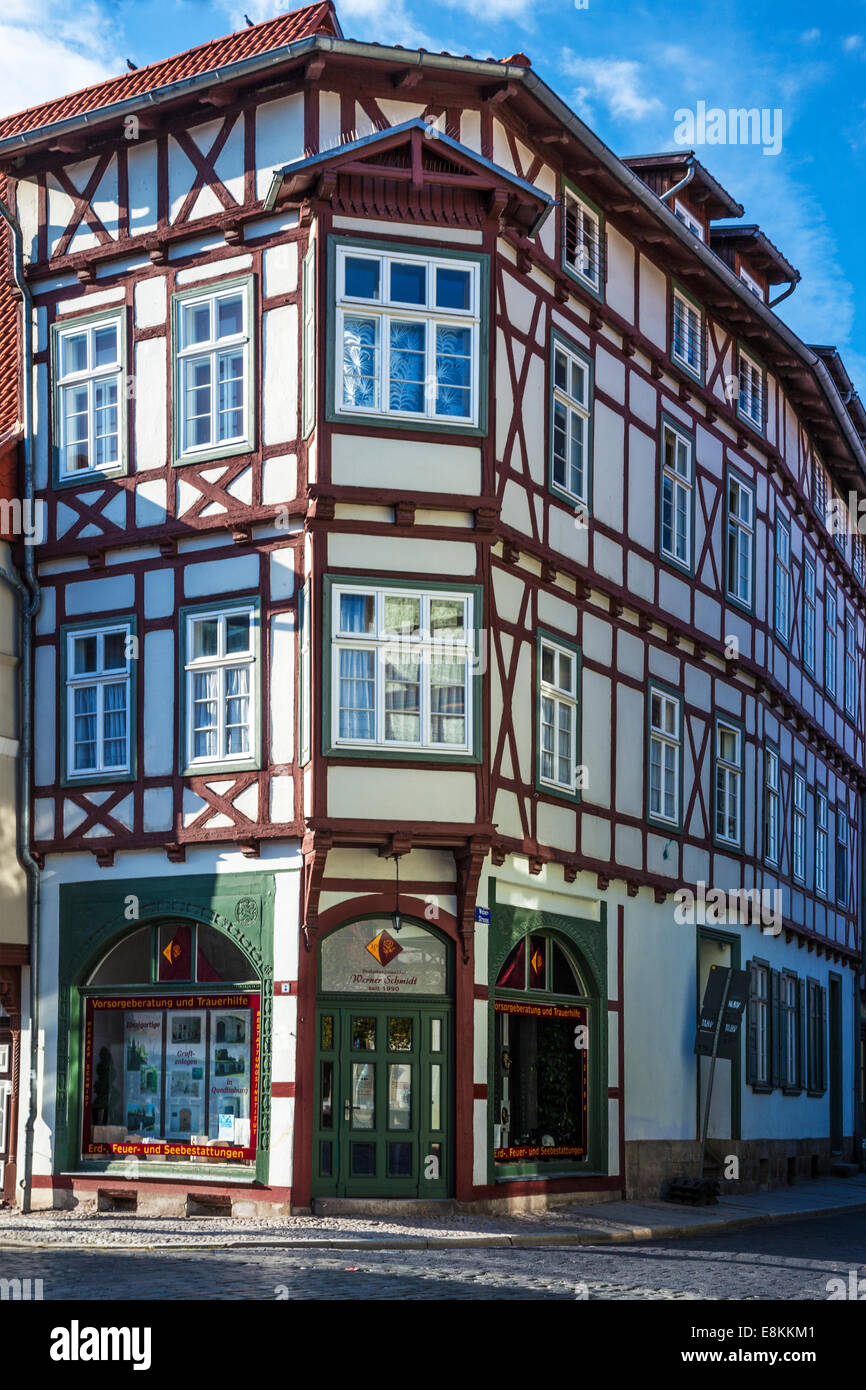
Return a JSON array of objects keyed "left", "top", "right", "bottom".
[
  {"left": 388, "top": 1142, "right": 412, "bottom": 1177},
  {"left": 320, "top": 1140, "right": 333, "bottom": 1177},
  {"left": 320, "top": 1061, "right": 334, "bottom": 1130},
  {"left": 320, "top": 1015, "right": 334, "bottom": 1050},
  {"left": 351, "top": 1062, "right": 375, "bottom": 1129},
  {"left": 351, "top": 1017, "right": 376, "bottom": 1050},
  {"left": 431, "top": 1018, "right": 442, "bottom": 1052},
  {"left": 431, "top": 1063, "right": 442, "bottom": 1130},
  {"left": 388, "top": 1064, "right": 412, "bottom": 1129},
  {"left": 388, "top": 1017, "right": 413, "bottom": 1051},
  {"left": 351, "top": 1142, "right": 375, "bottom": 1176}
]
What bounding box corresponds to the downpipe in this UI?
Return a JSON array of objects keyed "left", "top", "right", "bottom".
[{"left": 0, "top": 191, "right": 42, "bottom": 1213}]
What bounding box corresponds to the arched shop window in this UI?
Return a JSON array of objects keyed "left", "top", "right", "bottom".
[
  {"left": 493, "top": 933, "right": 591, "bottom": 1169},
  {"left": 82, "top": 920, "right": 261, "bottom": 1166}
]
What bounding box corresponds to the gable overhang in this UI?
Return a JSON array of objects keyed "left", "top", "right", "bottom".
[
  {"left": 710, "top": 224, "right": 799, "bottom": 286},
  {"left": 623, "top": 151, "right": 744, "bottom": 220},
  {"left": 263, "top": 118, "right": 554, "bottom": 236}
]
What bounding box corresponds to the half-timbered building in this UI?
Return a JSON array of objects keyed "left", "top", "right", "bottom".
[{"left": 0, "top": 2, "right": 861, "bottom": 1214}]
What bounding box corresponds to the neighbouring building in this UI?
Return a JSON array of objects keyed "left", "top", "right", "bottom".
[{"left": 0, "top": 2, "right": 862, "bottom": 1216}]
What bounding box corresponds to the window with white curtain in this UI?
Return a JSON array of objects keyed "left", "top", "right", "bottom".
[
  {"left": 335, "top": 245, "right": 480, "bottom": 425},
  {"left": 184, "top": 605, "right": 257, "bottom": 768},
  {"left": 330, "top": 584, "right": 474, "bottom": 753},
  {"left": 175, "top": 282, "right": 250, "bottom": 458},
  {"left": 649, "top": 687, "right": 681, "bottom": 825},
  {"left": 66, "top": 623, "right": 132, "bottom": 778}
]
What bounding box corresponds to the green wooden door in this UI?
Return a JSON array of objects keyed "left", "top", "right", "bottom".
[
  {"left": 829, "top": 977, "right": 843, "bottom": 1153},
  {"left": 313, "top": 1005, "right": 450, "bottom": 1197}
]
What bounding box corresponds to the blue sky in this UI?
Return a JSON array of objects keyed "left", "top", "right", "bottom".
[{"left": 2, "top": 0, "right": 864, "bottom": 390}]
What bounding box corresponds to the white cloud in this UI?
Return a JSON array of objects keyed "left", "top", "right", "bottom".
[
  {"left": 843, "top": 34, "right": 863, "bottom": 53},
  {"left": 562, "top": 55, "right": 663, "bottom": 123},
  {"left": 0, "top": 2, "right": 120, "bottom": 120},
  {"left": 800, "top": 28, "right": 821, "bottom": 44}
]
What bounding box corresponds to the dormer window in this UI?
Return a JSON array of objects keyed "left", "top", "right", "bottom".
[
  {"left": 739, "top": 266, "right": 764, "bottom": 301},
  {"left": 673, "top": 200, "right": 703, "bottom": 241}
]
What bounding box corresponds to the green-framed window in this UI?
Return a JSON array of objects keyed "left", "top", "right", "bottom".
[
  {"left": 561, "top": 178, "right": 604, "bottom": 298},
  {"left": 713, "top": 716, "right": 743, "bottom": 849},
  {"left": 725, "top": 469, "right": 754, "bottom": 610},
  {"left": 658, "top": 415, "right": 694, "bottom": 574},
  {"left": 816, "top": 787, "right": 828, "bottom": 896},
  {"left": 773, "top": 514, "right": 791, "bottom": 645},
  {"left": 780, "top": 969, "right": 804, "bottom": 1093},
  {"left": 61, "top": 615, "right": 137, "bottom": 786},
  {"left": 549, "top": 328, "right": 592, "bottom": 508},
  {"left": 802, "top": 555, "right": 817, "bottom": 674},
  {"left": 298, "top": 580, "right": 312, "bottom": 767},
  {"left": 302, "top": 240, "right": 317, "bottom": 439},
  {"left": 171, "top": 275, "right": 255, "bottom": 465},
  {"left": 835, "top": 807, "right": 849, "bottom": 908},
  {"left": 763, "top": 743, "right": 781, "bottom": 867},
  {"left": 52, "top": 309, "right": 127, "bottom": 487},
  {"left": 746, "top": 957, "right": 771, "bottom": 1089},
  {"left": 326, "top": 237, "right": 489, "bottom": 434},
  {"left": 647, "top": 683, "right": 683, "bottom": 830},
  {"left": 322, "top": 575, "right": 482, "bottom": 760},
  {"left": 671, "top": 282, "right": 704, "bottom": 383},
  {"left": 178, "top": 596, "right": 261, "bottom": 776},
  {"left": 825, "top": 586, "right": 838, "bottom": 700},
  {"left": 844, "top": 610, "right": 857, "bottom": 720},
  {"left": 737, "top": 344, "right": 765, "bottom": 432},
  {"left": 536, "top": 630, "right": 582, "bottom": 800},
  {"left": 792, "top": 767, "right": 807, "bottom": 884}
]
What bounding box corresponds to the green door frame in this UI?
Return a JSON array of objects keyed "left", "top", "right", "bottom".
[
  {"left": 829, "top": 973, "right": 843, "bottom": 1153},
  {"left": 695, "top": 927, "right": 742, "bottom": 1143}
]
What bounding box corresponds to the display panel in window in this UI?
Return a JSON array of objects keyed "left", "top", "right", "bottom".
[{"left": 335, "top": 246, "right": 481, "bottom": 426}]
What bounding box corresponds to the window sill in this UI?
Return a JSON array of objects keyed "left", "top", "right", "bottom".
[
  {"left": 61, "top": 770, "right": 136, "bottom": 789},
  {"left": 182, "top": 759, "right": 260, "bottom": 778},
  {"left": 325, "top": 407, "right": 486, "bottom": 438},
  {"left": 173, "top": 442, "right": 255, "bottom": 468},
  {"left": 782, "top": 1086, "right": 803, "bottom": 1097},
  {"left": 323, "top": 744, "right": 480, "bottom": 765},
  {"left": 749, "top": 1083, "right": 773, "bottom": 1094},
  {"left": 65, "top": 1164, "right": 258, "bottom": 1182},
  {"left": 494, "top": 1167, "right": 605, "bottom": 1183},
  {"left": 54, "top": 465, "right": 126, "bottom": 490}
]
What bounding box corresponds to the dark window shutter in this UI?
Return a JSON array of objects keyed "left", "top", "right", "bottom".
[
  {"left": 770, "top": 968, "right": 782, "bottom": 1088},
  {"left": 746, "top": 962, "right": 758, "bottom": 1084},
  {"left": 819, "top": 986, "right": 828, "bottom": 1092},
  {"left": 797, "top": 977, "right": 806, "bottom": 1089}
]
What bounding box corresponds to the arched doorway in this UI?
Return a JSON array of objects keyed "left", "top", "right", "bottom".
[{"left": 313, "top": 916, "right": 453, "bottom": 1199}]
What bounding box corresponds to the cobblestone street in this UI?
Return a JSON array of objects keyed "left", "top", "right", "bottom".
[{"left": 3, "top": 1211, "right": 866, "bottom": 1300}]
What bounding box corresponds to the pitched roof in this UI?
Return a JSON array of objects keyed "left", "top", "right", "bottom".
[
  {"left": 0, "top": 2, "right": 340, "bottom": 144},
  {"left": 622, "top": 151, "right": 744, "bottom": 221}
]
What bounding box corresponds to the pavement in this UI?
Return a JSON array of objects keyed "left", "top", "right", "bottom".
[{"left": 2, "top": 1172, "right": 866, "bottom": 1251}]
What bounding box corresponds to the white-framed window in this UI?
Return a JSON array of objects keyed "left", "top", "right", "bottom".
[
  {"left": 538, "top": 637, "right": 580, "bottom": 793},
  {"left": 726, "top": 473, "right": 753, "bottom": 606},
  {"left": 774, "top": 516, "right": 791, "bottom": 643},
  {"left": 782, "top": 973, "right": 799, "bottom": 1087},
  {"left": 836, "top": 808, "right": 849, "bottom": 907},
  {"left": 563, "top": 186, "right": 602, "bottom": 292},
  {"left": 673, "top": 200, "right": 703, "bottom": 240},
  {"left": 854, "top": 534, "right": 865, "bottom": 587},
  {"left": 65, "top": 623, "right": 132, "bottom": 778},
  {"left": 175, "top": 282, "right": 250, "bottom": 458},
  {"left": 551, "top": 337, "right": 590, "bottom": 504},
  {"left": 714, "top": 719, "right": 742, "bottom": 845},
  {"left": 672, "top": 289, "right": 702, "bottom": 375},
  {"left": 831, "top": 489, "right": 849, "bottom": 557},
  {"left": 750, "top": 961, "right": 770, "bottom": 1087},
  {"left": 660, "top": 421, "right": 693, "bottom": 569},
  {"left": 330, "top": 584, "right": 474, "bottom": 753},
  {"left": 335, "top": 245, "right": 480, "bottom": 426},
  {"left": 813, "top": 455, "right": 827, "bottom": 526},
  {"left": 793, "top": 770, "right": 806, "bottom": 884},
  {"left": 302, "top": 241, "right": 317, "bottom": 437},
  {"left": 55, "top": 315, "right": 123, "bottom": 479},
  {"left": 845, "top": 612, "right": 857, "bottom": 719},
  {"left": 825, "top": 588, "right": 837, "bottom": 699},
  {"left": 764, "top": 746, "right": 780, "bottom": 866},
  {"left": 649, "top": 688, "right": 681, "bottom": 825},
  {"left": 816, "top": 789, "right": 828, "bottom": 896},
  {"left": 738, "top": 348, "right": 763, "bottom": 427},
  {"left": 184, "top": 605, "right": 257, "bottom": 767},
  {"left": 739, "top": 266, "right": 764, "bottom": 300},
  {"left": 803, "top": 557, "right": 816, "bottom": 674}
]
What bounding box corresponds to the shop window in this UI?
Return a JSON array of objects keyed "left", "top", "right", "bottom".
[
  {"left": 494, "top": 933, "right": 589, "bottom": 1168},
  {"left": 81, "top": 920, "right": 260, "bottom": 1166}
]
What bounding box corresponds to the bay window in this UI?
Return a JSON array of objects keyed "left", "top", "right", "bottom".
[
  {"left": 328, "top": 581, "right": 477, "bottom": 755},
  {"left": 334, "top": 244, "right": 482, "bottom": 427}
]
